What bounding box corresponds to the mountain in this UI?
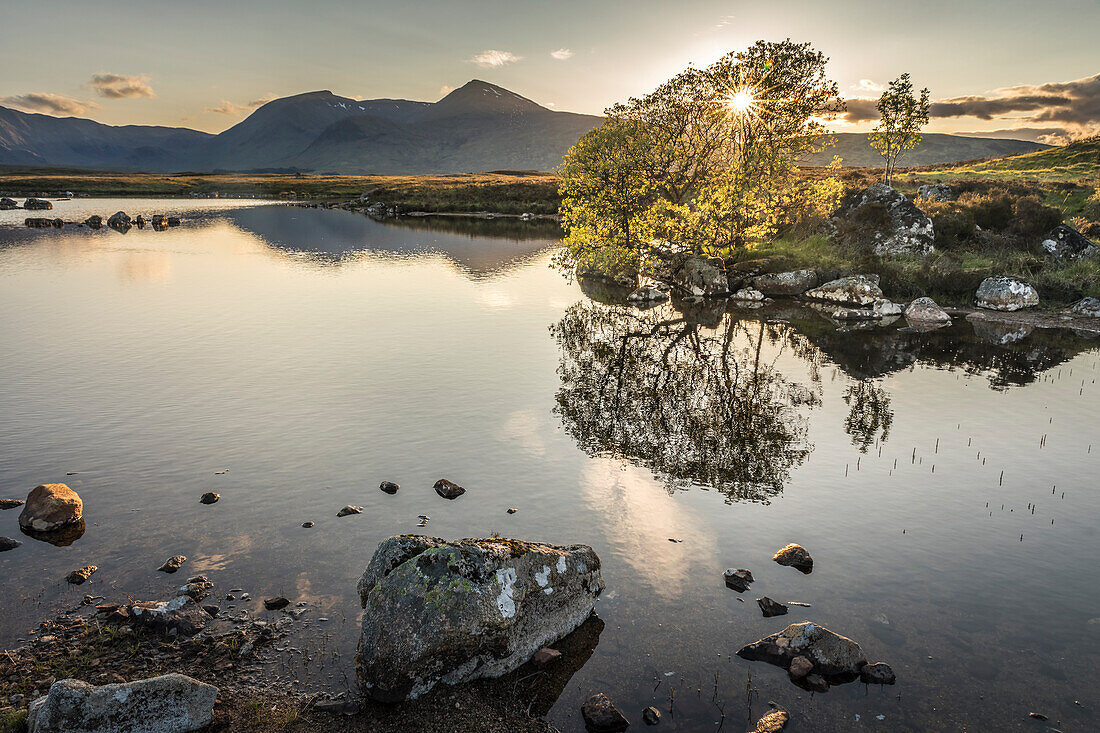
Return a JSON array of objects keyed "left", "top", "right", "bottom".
[
  {"left": 0, "top": 82, "right": 1054, "bottom": 174},
  {"left": 802, "top": 132, "right": 1048, "bottom": 168}
]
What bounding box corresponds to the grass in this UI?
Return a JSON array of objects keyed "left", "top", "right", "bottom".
[
  {"left": 907, "top": 137, "right": 1100, "bottom": 183},
  {"left": 0, "top": 168, "right": 561, "bottom": 215},
  {"left": 0, "top": 709, "right": 27, "bottom": 733}
]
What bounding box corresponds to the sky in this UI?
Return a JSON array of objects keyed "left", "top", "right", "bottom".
[{"left": 2, "top": 0, "right": 1098, "bottom": 142}]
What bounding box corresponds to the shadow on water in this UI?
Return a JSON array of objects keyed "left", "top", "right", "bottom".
[{"left": 225, "top": 206, "right": 560, "bottom": 280}]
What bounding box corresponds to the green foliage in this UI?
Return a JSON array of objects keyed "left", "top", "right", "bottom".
[
  {"left": 913, "top": 136, "right": 1100, "bottom": 183},
  {"left": 0, "top": 709, "right": 27, "bottom": 733},
  {"left": 556, "top": 39, "right": 843, "bottom": 279},
  {"left": 869, "top": 74, "right": 930, "bottom": 185}
]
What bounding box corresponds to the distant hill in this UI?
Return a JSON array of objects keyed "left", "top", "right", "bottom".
[
  {"left": 0, "top": 83, "right": 1056, "bottom": 174},
  {"left": 915, "top": 137, "right": 1100, "bottom": 182},
  {"left": 802, "top": 132, "right": 1048, "bottom": 168}
]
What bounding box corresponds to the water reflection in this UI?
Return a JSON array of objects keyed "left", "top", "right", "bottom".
[
  {"left": 551, "top": 300, "right": 817, "bottom": 503},
  {"left": 226, "top": 206, "right": 559, "bottom": 279},
  {"left": 842, "top": 381, "right": 893, "bottom": 453}
]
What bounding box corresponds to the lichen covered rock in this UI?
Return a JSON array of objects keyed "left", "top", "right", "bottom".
[
  {"left": 975, "top": 276, "right": 1039, "bottom": 311},
  {"left": 737, "top": 621, "right": 868, "bottom": 677},
  {"left": 1041, "top": 224, "right": 1097, "bottom": 261},
  {"left": 750, "top": 269, "right": 819, "bottom": 296},
  {"left": 355, "top": 534, "right": 603, "bottom": 702},
  {"left": 805, "top": 275, "right": 883, "bottom": 307},
  {"left": 833, "top": 183, "right": 935, "bottom": 256}
]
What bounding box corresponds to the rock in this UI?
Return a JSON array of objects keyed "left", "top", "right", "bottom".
[
  {"left": 26, "top": 673, "right": 217, "bottom": 733},
  {"left": 757, "top": 597, "right": 788, "bottom": 618},
  {"left": 904, "top": 296, "right": 952, "bottom": 324},
  {"left": 773, "top": 543, "right": 813, "bottom": 573},
  {"left": 737, "top": 621, "right": 868, "bottom": 677},
  {"left": 802, "top": 674, "right": 829, "bottom": 693},
  {"left": 24, "top": 197, "right": 53, "bottom": 210},
  {"left": 730, "top": 288, "right": 766, "bottom": 302},
  {"left": 642, "top": 705, "right": 661, "bottom": 725},
  {"left": 658, "top": 254, "right": 729, "bottom": 297},
  {"left": 627, "top": 286, "right": 669, "bottom": 303},
  {"left": 66, "top": 566, "right": 97, "bottom": 585},
  {"left": 264, "top": 596, "right": 290, "bottom": 611},
  {"left": 355, "top": 535, "right": 603, "bottom": 702},
  {"left": 1, "top": 536, "right": 23, "bottom": 552},
  {"left": 723, "top": 568, "right": 754, "bottom": 592},
  {"left": 302, "top": 521, "right": 314, "bottom": 528},
  {"left": 314, "top": 698, "right": 360, "bottom": 715},
  {"left": 750, "top": 270, "right": 819, "bottom": 296},
  {"left": 917, "top": 183, "right": 954, "bottom": 202},
  {"left": 379, "top": 481, "right": 400, "bottom": 494},
  {"left": 969, "top": 315, "right": 1033, "bottom": 345},
  {"left": 580, "top": 693, "right": 629, "bottom": 732},
  {"left": 1069, "top": 297, "right": 1100, "bottom": 317},
  {"left": 433, "top": 478, "right": 466, "bottom": 500},
  {"left": 507, "top": 508, "right": 518, "bottom": 514},
  {"left": 157, "top": 555, "right": 187, "bottom": 573},
  {"left": 151, "top": 214, "right": 168, "bottom": 227},
  {"left": 19, "top": 484, "right": 83, "bottom": 533},
  {"left": 0, "top": 197, "right": 18, "bottom": 210},
  {"left": 201, "top": 604, "right": 220, "bottom": 618},
  {"left": 128, "top": 596, "right": 211, "bottom": 636},
  {"left": 134, "top": 215, "right": 147, "bottom": 229},
  {"left": 751, "top": 708, "right": 790, "bottom": 732},
  {"left": 107, "top": 211, "right": 132, "bottom": 230},
  {"left": 833, "top": 183, "right": 935, "bottom": 256},
  {"left": 787, "top": 655, "right": 812, "bottom": 680},
  {"left": 805, "top": 275, "right": 884, "bottom": 307},
  {"left": 0, "top": 498, "right": 25, "bottom": 510},
  {"left": 337, "top": 505, "right": 362, "bottom": 517},
  {"left": 176, "top": 578, "right": 213, "bottom": 602},
  {"left": 167, "top": 217, "right": 181, "bottom": 227},
  {"left": 872, "top": 299, "right": 903, "bottom": 318},
  {"left": 83, "top": 215, "right": 103, "bottom": 229},
  {"left": 975, "top": 276, "right": 1039, "bottom": 311},
  {"left": 1041, "top": 224, "right": 1097, "bottom": 260},
  {"left": 532, "top": 647, "right": 561, "bottom": 668},
  {"left": 860, "top": 661, "right": 896, "bottom": 684},
  {"left": 25, "top": 217, "right": 55, "bottom": 228},
  {"left": 199, "top": 492, "right": 219, "bottom": 505}
]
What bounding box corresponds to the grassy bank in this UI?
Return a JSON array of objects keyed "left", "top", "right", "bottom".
[
  {"left": 906, "top": 137, "right": 1100, "bottom": 184},
  {"left": 0, "top": 168, "right": 561, "bottom": 215}
]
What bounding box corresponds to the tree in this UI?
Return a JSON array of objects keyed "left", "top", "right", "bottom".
[
  {"left": 869, "top": 73, "right": 930, "bottom": 185},
  {"left": 557, "top": 39, "right": 844, "bottom": 279}
]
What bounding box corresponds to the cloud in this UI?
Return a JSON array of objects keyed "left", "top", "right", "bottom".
[
  {"left": 204, "top": 96, "right": 275, "bottom": 116},
  {"left": 839, "top": 98, "right": 880, "bottom": 123},
  {"left": 550, "top": 48, "right": 573, "bottom": 61},
  {"left": 439, "top": 85, "right": 455, "bottom": 96},
  {"left": 90, "top": 73, "right": 155, "bottom": 99},
  {"left": 852, "top": 79, "right": 884, "bottom": 93},
  {"left": 469, "top": 50, "right": 521, "bottom": 68},
  {"left": 714, "top": 14, "right": 735, "bottom": 29},
  {"left": 0, "top": 92, "right": 101, "bottom": 116}
]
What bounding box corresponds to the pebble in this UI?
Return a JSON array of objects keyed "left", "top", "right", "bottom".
[
  {"left": 302, "top": 521, "right": 314, "bottom": 528},
  {"left": 157, "top": 555, "right": 187, "bottom": 573},
  {"left": 336, "top": 505, "right": 362, "bottom": 517},
  {"left": 379, "top": 481, "right": 399, "bottom": 494},
  {"left": 200, "top": 492, "right": 220, "bottom": 504}
]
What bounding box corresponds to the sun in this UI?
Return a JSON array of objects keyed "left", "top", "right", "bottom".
[{"left": 726, "top": 88, "right": 756, "bottom": 115}]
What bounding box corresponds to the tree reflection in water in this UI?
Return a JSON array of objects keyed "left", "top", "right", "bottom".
[
  {"left": 842, "top": 381, "right": 893, "bottom": 453},
  {"left": 551, "top": 300, "right": 820, "bottom": 503}
]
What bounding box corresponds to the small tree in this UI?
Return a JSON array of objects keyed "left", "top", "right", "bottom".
[{"left": 869, "top": 74, "right": 930, "bottom": 185}]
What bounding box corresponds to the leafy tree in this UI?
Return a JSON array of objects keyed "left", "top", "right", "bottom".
[
  {"left": 869, "top": 73, "right": 930, "bottom": 185},
  {"left": 557, "top": 39, "right": 844, "bottom": 279}
]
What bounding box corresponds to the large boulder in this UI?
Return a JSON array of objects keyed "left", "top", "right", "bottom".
[
  {"left": 833, "top": 183, "right": 935, "bottom": 256},
  {"left": 27, "top": 674, "right": 217, "bottom": 733},
  {"left": 804, "top": 275, "right": 883, "bottom": 307},
  {"left": 904, "top": 296, "right": 952, "bottom": 324},
  {"left": 654, "top": 253, "right": 728, "bottom": 297},
  {"left": 107, "top": 211, "right": 132, "bottom": 231},
  {"left": 355, "top": 535, "right": 603, "bottom": 702},
  {"left": 975, "top": 276, "right": 1039, "bottom": 311},
  {"left": 737, "top": 621, "right": 868, "bottom": 677},
  {"left": 24, "top": 197, "right": 53, "bottom": 210},
  {"left": 1069, "top": 297, "right": 1100, "bottom": 317},
  {"left": 750, "top": 270, "right": 820, "bottom": 296},
  {"left": 1041, "top": 224, "right": 1097, "bottom": 260},
  {"left": 19, "top": 484, "right": 82, "bottom": 533},
  {"left": 917, "top": 183, "right": 954, "bottom": 202}
]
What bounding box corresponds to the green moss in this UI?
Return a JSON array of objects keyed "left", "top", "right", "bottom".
[{"left": 0, "top": 709, "right": 27, "bottom": 733}]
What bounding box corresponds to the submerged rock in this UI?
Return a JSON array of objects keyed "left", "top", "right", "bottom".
[
  {"left": 805, "top": 275, "right": 883, "bottom": 307},
  {"left": 19, "top": 484, "right": 83, "bottom": 533},
  {"left": 750, "top": 269, "right": 819, "bottom": 296},
  {"left": 532, "top": 647, "right": 561, "bottom": 668},
  {"left": 264, "top": 596, "right": 290, "bottom": 611},
  {"left": 157, "top": 555, "right": 187, "bottom": 573},
  {"left": 27, "top": 674, "right": 217, "bottom": 733},
  {"left": 379, "top": 481, "right": 400, "bottom": 494},
  {"left": 355, "top": 534, "right": 603, "bottom": 702},
  {"left": 627, "top": 285, "right": 669, "bottom": 303},
  {"left": 730, "top": 287, "right": 766, "bottom": 302},
  {"left": 580, "top": 693, "right": 629, "bottom": 733},
  {"left": 199, "top": 492, "right": 219, "bottom": 505},
  {"left": 737, "top": 621, "right": 868, "bottom": 677},
  {"left": 0, "top": 498, "right": 25, "bottom": 510},
  {"left": 642, "top": 705, "right": 661, "bottom": 725},
  {"left": 1041, "top": 224, "right": 1097, "bottom": 260},
  {"left": 0, "top": 537, "right": 23, "bottom": 552},
  {"left": 975, "top": 276, "right": 1039, "bottom": 311},
  {"left": 773, "top": 543, "right": 813, "bottom": 573},
  {"left": 860, "top": 661, "right": 896, "bottom": 684},
  {"left": 751, "top": 708, "right": 790, "bottom": 732},
  {"left": 904, "top": 296, "right": 952, "bottom": 324},
  {"left": 0, "top": 197, "right": 18, "bottom": 210},
  {"left": 66, "top": 566, "right": 97, "bottom": 585},
  {"left": 24, "top": 197, "right": 53, "bottom": 210},
  {"left": 833, "top": 183, "right": 935, "bottom": 256},
  {"left": 337, "top": 505, "right": 363, "bottom": 517},
  {"left": 788, "top": 655, "right": 813, "bottom": 680},
  {"left": 83, "top": 215, "right": 103, "bottom": 229},
  {"left": 757, "top": 596, "right": 789, "bottom": 618},
  {"left": 723, "top": 568, "right": 754, "bottom": 592},
  {"left": 25, "top": 217, "right": 55, "bottom": 228},
  {"left": 129, "top": 596, "right": 211, "bottom": 636},
  {"left": 433, "top": 478, "right": 466, "bottom": 500},
  {"left": 107, "top": 211, "right": 132, "bottom": 231}
]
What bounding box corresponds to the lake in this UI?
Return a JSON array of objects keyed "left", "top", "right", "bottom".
[{"left": 1, "top": 200, "right": 1098, "bottom": 731}]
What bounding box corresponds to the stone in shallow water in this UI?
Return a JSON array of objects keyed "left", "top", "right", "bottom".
[
  {"left": 788, "top": 655, "right": 812, "bottom": 679},
  {"left": 0, "top": 498, "right": 25, "bottom": 510},
  {"left": 737, "top": 621, "right": 867, "bottom": 677},
  {"left": 642, "top": 705, "right": 661, "bottom": 724},
  {"left": 199, "top": 492, "right": 219, "bottom": 504},
  {"left": 379, "top": 481, "right": 400, "bottom": 494},
  {"left": 757, "top": 596, "right": 788, "bottom": 618},
  {"left": 723, "top": 568, "right": 754, "bottom": 592},
  {"left": 805, "top": 275, "right": 884, "bottom": 307},
  {"left": 19, "top": 483, "right": 83, "bottom": 533},
  {"left": 27, "top": 674, "right": 217, "bottom": 733},
  {"left": 580, "top": 693, "right": 629, "bottom": 732},
  {"left": 752, "top": 708, "right": 790, "bottom": 732},
  {"left": 128, "top": 596, "right": 211, "bottom": 636},
  {"left": 905, "top": 296, "right": 951, "bottom": 324},
  {"left": 0, "top": 537, "right": 21, "bottom": 552},
  {"left": 433, "top": 478, "right": 466, "bottom": 500},
  {"left": 66, "top": 566, "right": 97, "bottom": 585},
  {"left": 750, "top": 269, "right": 819, "bottom": 296},
  {"left": 773, "top": 543, "right": 813, "bottom": 573},
  {"left": 337, "top": 505, "right": 362, "bottom": 517},
  {"left": 860, "top": 661, "right": 896, "bottom": 684},
  {"left": 264, "top": 596, "right": 290, "bottom": 611},
  {"left": 158, "top": 555, "right": 187, "bottom": 573},
  {"left": 355, "top": 534, "right": 603, "bottom": 702}
]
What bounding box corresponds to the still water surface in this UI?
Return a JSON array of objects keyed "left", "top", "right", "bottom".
[{"left": 1, "top": 201, "right": 1098, "bottom": 731}]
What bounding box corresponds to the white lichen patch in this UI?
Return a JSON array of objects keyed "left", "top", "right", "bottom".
[
  {"left": 535, "top": 566, "right": 551, "bottom": 587},
  {"left": 495, "top": 568, "right": 517, "bottom": 618},
  {"left": 556, "top": 556, "right": 567, "bottom": 574}
]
